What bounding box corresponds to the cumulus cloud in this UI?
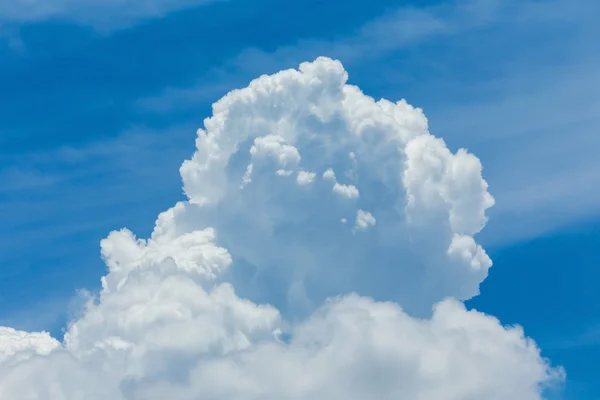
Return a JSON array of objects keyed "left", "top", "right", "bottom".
[
  {"left": 296, "top": 170, "right": 316, "bottom": 185},
  {"left": 332, "top": 182, "right": 360, "bottom": 199},
  {"left": 321, "top": 167, "right": 360, "bottom": 199},
  {"left": 354, "top": 209, "right": 376, "bottom": 232},
  {"left": 178, "top": 57, "right": 496, "bottom": 313},
  {"left": 0, "top": 57, "right": 562, "bottom": 399}
]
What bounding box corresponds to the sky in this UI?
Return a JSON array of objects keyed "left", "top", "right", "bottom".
[{"left": 0, "top": 0, "right": 599, "bottom": 398}]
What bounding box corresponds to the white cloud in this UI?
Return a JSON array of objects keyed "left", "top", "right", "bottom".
[
  {"left": 354, "top": 209, "right": 376, "bottom": 232},
  {"left": 321, "top": 168, "right": 360, "bottom": 199},
  {"left": 0, "top": 328, "right": 59, "bottom": 367},
  {"left": 0, "top": 58, "right": 562, "bottom": 398},
  {"left": 332, "top": 182, "right": 359, "bottom": 199},
  {"left": 179, "top": 57, "right": 495, "bottom": 313},
  {"left": 404, "top": 135, "right": 495, "bottom": 236},
  {"left": 296, "top": 170, "right": 316, "bottom": 185},
  {"left": 242, "top": 135, "right": 301, "bottom": 186},
  {"left": 322, "top": 168, "right": 336, "bottom": 180}
]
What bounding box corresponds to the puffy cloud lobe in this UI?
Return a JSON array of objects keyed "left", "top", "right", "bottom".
[
  {"left": 178, "top": 57, "right": 493, "bottom": 315},
  {"left": 100, "top": 227, "right": 232, "bottom": 287},
  {"left": 448, "top": 234, "right": 492, "bottom": 271},
  {"left": 322, "top": 167, "right": 360, "bottom": 199},
  {"left": 133, "top": 297, "right": 561, "bottom": 400},
  {"left": 0, "top": 296, "right": 562, "bottom": 399},
  {"left": 67, "top": 227, "right": 280, "bottom": 367},
  {"left": 0, "top": 328, "right": 59, "bottom": 367},
  {"left": 0, "top": 58, "right": 562, "bottom": 399},
  {"left": 404, "top": 135, "right": 495, "bottom": 236},
  {"left": 354, "top": 209, "right": 376, "bottom": 231},
  {"left": 332, "top": 182, "right": 360, "bottom": 199},
  {"left": 322, "top": 168, "right": 336, "bottom": 180},
  {"left": 242, "top": 134, "right": 301, "bottom": 185},
  {"left": 296, "top": 170, "right": 316, "bottom": 185}
]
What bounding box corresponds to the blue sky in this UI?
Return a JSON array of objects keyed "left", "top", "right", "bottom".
[{"left": 1, "top": 0, "right": 599, "bottom": 398}]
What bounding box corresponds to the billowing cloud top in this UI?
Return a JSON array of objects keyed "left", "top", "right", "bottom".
[
  {"left": 0, "top": 57, "right": 562, "bottom": 399},
  {"left": 177, "top": 57, "right": 494, "bottom": 316}
]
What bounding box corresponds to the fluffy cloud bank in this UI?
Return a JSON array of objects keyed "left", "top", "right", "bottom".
[{"left": 0, "top": 57, "right": 562, "bottom": 399}]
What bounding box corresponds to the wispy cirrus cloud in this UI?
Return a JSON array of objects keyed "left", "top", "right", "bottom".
[{"left": 0, "top": 0, "right": 225, "bottom": 29}]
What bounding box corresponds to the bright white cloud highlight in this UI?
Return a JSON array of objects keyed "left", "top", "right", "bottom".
[
  {"left": 0, "top": 328, "right": 59, "bottom": 367},
  {"left": 0, "top": 57, "right": 562, "bottom": 399}
]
